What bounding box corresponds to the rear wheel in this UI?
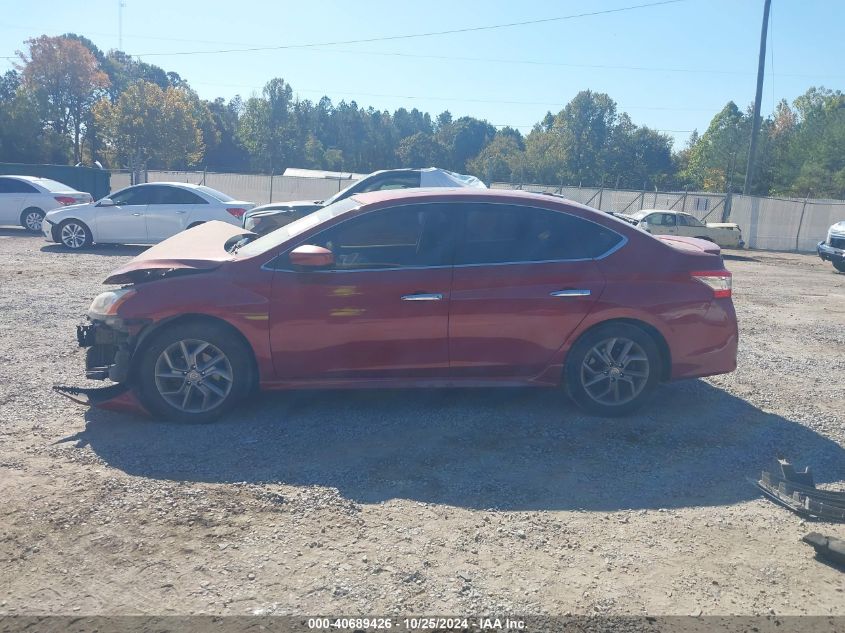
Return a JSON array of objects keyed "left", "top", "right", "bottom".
[
  {"left": 20, "top": 207, "right": 45, "bottom": 233},
  {"left": 565, "top": 323, "right": 661, "bottom": 416},
  {"left": 58, "top": 219, "right": 92, "bottom": 249},
  {"left": 136, "top": 322, "right": 253, "bottom": 423},
  {"left": 833, "top": 260, "right": 845, "bottom": 273}
]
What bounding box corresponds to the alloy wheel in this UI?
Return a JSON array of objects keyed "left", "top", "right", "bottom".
[
  {"left": 60, "top": 223, "right": 87, "bottom": 249},
  {"left": 154, "top": 339, "right": 234, "bottom": 413},
  {"left": 24, "top": 211, "right": 44, "bottom": 231},
  {"left": 580, "top": 336, "right": 650, "bottom": 406}
]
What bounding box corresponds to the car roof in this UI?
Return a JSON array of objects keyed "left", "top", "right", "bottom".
[
  {"left": 0, "top": 174, "right": 46, "bottom": 182},
  {"left": 350, "top": 187, "right": 596, "bottom": 211},
  {"left": 132, "top": 181, "right": 202, "bottom": 189}
]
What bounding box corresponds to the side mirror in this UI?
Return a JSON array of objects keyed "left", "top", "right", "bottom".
[
  {"left": 97, "top": 198, "right": 115, "bottom": 207},
  {"left": 290, "top": 244, "right": 334, "bottom": 268}
]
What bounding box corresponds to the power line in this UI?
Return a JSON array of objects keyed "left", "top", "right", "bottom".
[{"left": 129, "top": 0, "right": 688, "bottom": 57}]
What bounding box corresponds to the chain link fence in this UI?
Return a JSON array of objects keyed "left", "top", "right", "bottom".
[
  {"left": 110, "top": 170, "right": 359, "bottom": 206},
  {"left": 493, "top": 182, "right": 844, "bottom": 252},
  {"left": 106, "top": 170, "right": 843, "bottom": 253}
]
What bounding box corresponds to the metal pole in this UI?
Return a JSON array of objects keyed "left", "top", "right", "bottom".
[
  {"left": 269, "top": 171, "right": 274, "bottom": 203},
  {"left": 743, "top": 0, "right": 772, "bottom": 195},
  {"left": 795, "top": 191, "right": 811, "bottom": 252}
]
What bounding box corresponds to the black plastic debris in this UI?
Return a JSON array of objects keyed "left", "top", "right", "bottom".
[
  {"left": 802, "top": 532, "right": 845, "bottom": 567},
  {"left": 756, "top": 456, "right": 845, "bottom": 522}
]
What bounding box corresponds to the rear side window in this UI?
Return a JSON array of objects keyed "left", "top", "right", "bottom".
[
  {"left": 303, "top": 204, "right": 454, "bottom": 270},
  {"left": 456, "top": 203, "right": 623, "bottom": 265},
  {"left": 0, "top": 177, "right": 38, "bottom": 193},
  {"left": 151, "top": 186, "right": 207, "bottom": 205}
]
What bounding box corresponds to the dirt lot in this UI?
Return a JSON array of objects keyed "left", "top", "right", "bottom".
[{"left": 1, "top": 227, "right": 844, "bottom": 617}]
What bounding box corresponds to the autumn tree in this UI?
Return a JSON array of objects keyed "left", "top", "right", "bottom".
[
  {"left": 94, "top": 80, "right": 203, "bottom": 170},
  {"left": 16, "top": 35, "right": 110, "bottom": 162}
]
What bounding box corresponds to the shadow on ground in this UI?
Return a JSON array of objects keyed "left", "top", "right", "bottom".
[
  {"left": 61, "top": 380, "right": 845, "bottom": 512},
  {"left": 40, "top": 243, "right": 149, "bottom": 257},
  {"left": 0, "top": 227, "right": 41, "bottom": 237}
]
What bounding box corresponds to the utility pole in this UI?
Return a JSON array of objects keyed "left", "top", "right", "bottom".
[
  {"left": 743, "top": 0, "right": 772, "bottom": 195},
  {"left": 118, "top": 0, "right": 125, "bottom": 51}
]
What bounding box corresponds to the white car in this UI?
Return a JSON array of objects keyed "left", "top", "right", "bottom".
[
  {"left": 623, "top": 209, "right": 745, "bottom": 249},
  {"left": 42, "top": 182, "right": 254, "bottom": 249},
  {"left": 817, "top": 220, "right": 845, "bottom": 272},
  {"left": 0, "top": 175, "right": 93, "bottom": 232}
]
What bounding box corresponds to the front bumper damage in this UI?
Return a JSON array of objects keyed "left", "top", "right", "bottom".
[
  {"left": 54, "top": 318, "right": 149, "bottom": 416},
  {"left": 818, "top": 240, "right": 845, "bottom": 264}
]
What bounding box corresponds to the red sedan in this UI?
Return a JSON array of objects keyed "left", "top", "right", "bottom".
[{"left": 71, "top": 188, "right": 737, "bottom": 421}]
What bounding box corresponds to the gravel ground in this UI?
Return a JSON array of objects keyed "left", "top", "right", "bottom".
[{"left": 1, "top": 227, "right": 844, "bottom": 617}]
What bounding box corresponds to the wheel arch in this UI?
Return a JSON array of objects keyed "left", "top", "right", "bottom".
[
  {"left": 131, "top": 313, "right": 259, "bottom": 390},
  {"left": 568, "top": 317, "right": 672, "bottom": 382}
]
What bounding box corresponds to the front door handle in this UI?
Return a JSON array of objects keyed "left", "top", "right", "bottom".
[
  {"left": 401, "top": 293, "right": 443, "bottom": 301},
  {"left": 131, "top": 213, "right": 142, "bottom": 216},
  {"left": 550, "top": 289, "right": 591, "bottom": 297},
  {"left": 175, "top": 210, "right": 186, "bottom": 214}
]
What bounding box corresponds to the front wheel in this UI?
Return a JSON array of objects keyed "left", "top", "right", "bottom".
[
  {"left": 565, "top": 323, "right": 661, "bottom": 417},
  {"left": 136, "top": 322, "right": 253, "bottom": 423},
  {"left": 21, "top": 207, "right": 45, "bottom": 233},
  {"left": 58, "top": 219, "right": 93, "bottom": 249},
  {"left": 833, "top": 260, "right": 845, "bottom": 273}
]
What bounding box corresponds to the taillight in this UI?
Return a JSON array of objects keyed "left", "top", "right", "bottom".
[
  {"left": 227, "top": 207, "right": 247, "bottom": 219},
  {"left": 54, "top": 196, "right": 77, "bottom": 206},
  {"left": 692, "top": 270, "right": 732, "bottom": 298}
]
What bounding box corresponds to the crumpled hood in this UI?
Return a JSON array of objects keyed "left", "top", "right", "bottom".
[
  {"left": 830, "top": 220, "right": 845, "bottom": 235},
  {"left": 104, "top": 221, "right": 250, "bottom": 284}
]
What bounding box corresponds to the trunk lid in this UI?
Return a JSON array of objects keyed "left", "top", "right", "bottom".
[
  {"left": 655, "top": 234, "right": 722, "bottom": 256},
  {"left": 104, "top": 221, "right": 250, "bottom": 284}
]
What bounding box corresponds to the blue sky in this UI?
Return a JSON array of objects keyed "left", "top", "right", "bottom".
[{"left": 1, "top": 0, "right": 843, "bottom": 148}]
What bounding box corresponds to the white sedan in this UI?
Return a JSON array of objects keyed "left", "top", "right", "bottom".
[
  {"left": 0, "top": 175, "right": 92, "bottom": 232},
  {"left": 623, "top": 209, "right": 745, "bottom": 249},
  {"left": 42, "top": 182, "right": 254, "bottom": 249}
]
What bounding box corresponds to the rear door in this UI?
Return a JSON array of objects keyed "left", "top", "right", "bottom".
[
  {"left": 449, "top": 203, "right": 623, "bottom": 379},
  {"left": 96, "top": 186, "right": 151, "bottom": 243},
  {"left": 0, "top": 177, "right": 31, "bottom": 224},
  {"left": 268, "top": 203, "right": 455, "bottom": 380},
  {"left": 144, "top": 185, "right": 208, "bottom": 241}
]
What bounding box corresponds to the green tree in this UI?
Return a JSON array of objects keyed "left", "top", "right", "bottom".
[
  {"left": 94, "top": 80, "right": 204, "bottom": 169},
  {"left": 16, "top": 35, "right": 110, "bottom": 162}
]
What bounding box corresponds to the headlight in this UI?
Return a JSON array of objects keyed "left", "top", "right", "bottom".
[{"left": 88, "top": 288, "right": 136, "bottom": 317}]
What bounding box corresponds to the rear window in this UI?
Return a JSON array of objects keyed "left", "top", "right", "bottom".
[
  {"left": 32, "top": 178, "right": 75, "bottom": 192},
  {"left": 196, "top": 185, "right": 234, "bottom": 202}
]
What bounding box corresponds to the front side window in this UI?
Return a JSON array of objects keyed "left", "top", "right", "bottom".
[
  {"left": 647, "top": 213, "right": 677, "bottom": 227},
  {"left": 456, "top": 203, "right": 623, "bottom": 265},
  {"left": 300, "top": 204, "right": 454, "bottom": 270},
  {"left": 357, "top": 172, "right": 420, "bottom": 193}
]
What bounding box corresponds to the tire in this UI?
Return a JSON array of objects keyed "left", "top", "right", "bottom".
[
  {"left": 564, "top": 322, "right": 662, "bottom": 417},
  {"left": 136, "top": 321, "right": 253, "bottom": 423},
  {"left": 58, "top": 219, "right": 93, "bottom": 249},
  {"left": 833, "top": 260, "right": 845, "bottom": 273},
  {"left": 20, "top": 207, "right": 45, "bottom": 233}
]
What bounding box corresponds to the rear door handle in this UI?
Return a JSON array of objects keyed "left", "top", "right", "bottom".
[
  {"left": 175, "top": 210, "right": 186, "bottom": 214},
  {"left": 131, "top": 213, "right": 142, "bottom": 216},
  {"left": 550, "top": 289, "right": 591, "bottom": 297},
  {"left": 401, "top": 293, "right": 443, "bottom": 301}
]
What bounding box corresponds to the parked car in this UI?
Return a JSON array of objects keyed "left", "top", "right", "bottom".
[
  {"left": 42, "top": 182, "right": 254, "bottom": 249},
  {"left": 243, "top": 167, "right": 486, "bottom": 235},
  {"left": 68, "top": 188, "right": 737, "bottom": 422},
  {"left": 817, "top": 220, "right": 845, "bottom": 272},
  {"left": 0, "top": 175, "right": 92, "bottom": 232},
  {"left": 623, "top": 209, "right": 745, "bottom": 248}
]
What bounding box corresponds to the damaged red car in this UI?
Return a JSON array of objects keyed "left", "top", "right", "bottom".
[{"left": 64, "top": 188, "right": 737, "bottom": 422}]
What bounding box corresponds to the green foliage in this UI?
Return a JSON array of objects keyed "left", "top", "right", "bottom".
[{"left": 6, "top": 31, "right": 845, "bottom": 200}]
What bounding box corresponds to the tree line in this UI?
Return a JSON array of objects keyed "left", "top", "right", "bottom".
[{"left": 1, "top": 34, "right": 844, "bottom": 198}]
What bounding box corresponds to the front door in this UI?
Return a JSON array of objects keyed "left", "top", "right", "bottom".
[
  {"left": 448, "top": 202, "right": 617, "bottom": 379},
  {"left": 268, "top": 203, "right": 455, "bottom": 381},
  {"left": 645, "top": 212, "right": 678, "bottom": 236},
  {"left": 96, "top": 185, "right": 150, "bottom": 243}
]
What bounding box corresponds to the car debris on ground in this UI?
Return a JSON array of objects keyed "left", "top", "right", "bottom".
[{"left": 756, "top": 457, "right": 845, "bottom": 522}]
